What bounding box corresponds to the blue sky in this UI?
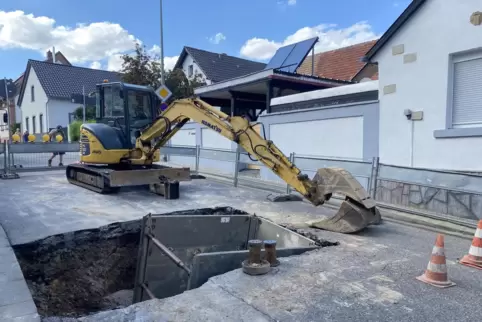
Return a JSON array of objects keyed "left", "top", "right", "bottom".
[{"left": 0, "top": 0, "right": 411, "bottom": 79}]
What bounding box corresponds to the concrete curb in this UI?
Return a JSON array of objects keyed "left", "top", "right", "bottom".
[{"left": 198, "top": 171, "right": 478, "bottom": 240}]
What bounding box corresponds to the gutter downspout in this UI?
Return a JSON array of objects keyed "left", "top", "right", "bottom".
[
  {"left": 409, "top": 119, "right": 414, "bottom": 167},
  {"left": 45, "top": 99, "right": 50, "bottom": 132}
]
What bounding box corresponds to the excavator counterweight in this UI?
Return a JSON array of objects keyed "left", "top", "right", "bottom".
[{"left": 68, "top": 82, "right": 381, "bottom": 234}]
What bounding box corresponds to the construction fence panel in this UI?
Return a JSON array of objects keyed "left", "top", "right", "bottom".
[
  {"left": 160, "top": 145, "right": 197, "bottom": 169},
  {"left": 7, "top": 143, "right": 80, "bottom": 172},
  {"left": 238, "top": 151, "right": 263, "bottom": 167},
  {"left": 376, "top": 163, "right": 482, "bottom": 222},
  {"left": 377, "top": 163, "right": 482, "bottom": 195},
  {"left": 198, "top": 147, "right": 238, "bottom": 178},
  {"left": 293, "top": 154, "right": 373, "bottom": 191}
]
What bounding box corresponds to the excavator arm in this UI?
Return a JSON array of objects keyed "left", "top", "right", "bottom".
[{"left": 136, "top": 98, "right": 381, "bottom": 233}]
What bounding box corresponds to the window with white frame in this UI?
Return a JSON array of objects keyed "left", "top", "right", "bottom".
[
  {"left": 188, "top": 64, "right": 193, "bottom": 77},
  {"left": 31, "top": 85, "right": 35, "bottom": 102},
  {"left": 39, "top": 114, "right": 44, "bottom": 133},
  {"left": 32, "top": 115, "right": 36, "bottom": 133},
  {"left": 451, "top": 50, "right": 482, "bottom": 128}
]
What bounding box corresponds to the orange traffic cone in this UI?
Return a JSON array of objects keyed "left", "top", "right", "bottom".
[
  {"left": 416, "top": 234, "right": 456, "bottom": 288},
  {"left": 459, "top": 220, "right": 482, "bottom": 270}
]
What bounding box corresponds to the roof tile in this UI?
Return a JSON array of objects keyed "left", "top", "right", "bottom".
[
  {"left": 183, "top": 47, "right": 266, "bottom": 82},
  {"left": 30, "top": 60, "right": 122, "bottom": 99},
  {"left": 297, "top": 40, "right": 378, "bottom": 81}
]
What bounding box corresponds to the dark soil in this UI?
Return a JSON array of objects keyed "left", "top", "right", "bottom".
[
  {"left": 13, "top": 219, "right": 142, "bottom": 318},
  {"left": 279, "top": 223, "right": 340, "bottom": 247},
  {"left": 12, "top": 206, "right": 249, "bottom": 319}
]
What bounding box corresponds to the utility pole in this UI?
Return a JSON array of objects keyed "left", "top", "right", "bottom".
[
  {"left": 3, "top": 77, "right": 11, "bottom": 142},
  {"left": 160, "top": 0, "right": 165, "bottom": 85},
  {"left": 82, "top": 85, "right": 86, "bottom": 123}
]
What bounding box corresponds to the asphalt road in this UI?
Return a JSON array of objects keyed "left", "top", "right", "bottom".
[{"left": 0, "top": 171, "right": 481, "bottom": 321}]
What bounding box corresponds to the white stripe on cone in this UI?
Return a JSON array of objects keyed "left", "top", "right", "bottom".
[
  {"left": 468, "top": 245, "right": 482, "bottom": 257},
  {"left": 427, "top": 262, "right": 447, "bottom": 273},
  {"left": 432, "top": 246, "right": 445, "bottom": 256},
  {"left": 474, "top": 228, "right": 482, "bottom": 238}
]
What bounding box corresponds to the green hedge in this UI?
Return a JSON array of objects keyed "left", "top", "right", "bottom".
[{"left": 69, "top": 120, "right": 96, "bottom": 142}]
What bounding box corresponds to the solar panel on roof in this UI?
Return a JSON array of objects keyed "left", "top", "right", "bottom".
[
  {"left": 278, "top": 37, "right": 318, "bottom": 73},
  {"left": 264, "top": 44, "right": 296, "bottom": 70},
  {"left": 265, "top": 37, "right": 318, "bottom": 73}
]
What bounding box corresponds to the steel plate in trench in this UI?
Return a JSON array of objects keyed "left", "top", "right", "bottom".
[{"left": 133, "top": 207, "right": 319, "bottom": 303}]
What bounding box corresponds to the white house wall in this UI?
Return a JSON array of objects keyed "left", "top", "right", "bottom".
[
  {"left": 269, "top": 117, "right": 364, "bottom": 159},
  {"left": 171, "top": 128, "right": 196, "bottom": 146},
  {"left": 167, "top": 122, "right": 239, "bottom": 175},
  {"left": 47, "top": 99, "right": 82, "bottom": 130},
  {"left": 181, "top": 54, "right": 211, "bottom": 85},
  {"left": 258, "top": 101, "right": 379, "bottom": 186},
  {"left": 373, "top": 0, "right": 482, "bottom": 170},
  {"left": 20, "top": 66, "right": 47, "bottom": 134},
  {"left": 201, "top": 128, "right": 232, "bottom": 149}
]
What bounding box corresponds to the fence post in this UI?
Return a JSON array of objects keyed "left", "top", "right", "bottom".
[
  {"left": 166, "top": 140, "right": 171, "bottom": 162},
  {"left": 286, "top": 152, "right": 295, "bottom": 194},
  {"left": 2, "top": 141, "right": 6, "bottom": 174},
  {"left": 369, "top": 157, "right": 380, "bottom": 199},
  {"left": 195, "top": 145, "right": 200, "bottom": 174},
  {"left": 7, "top": 141, "right": 12, "bottom": 171},
  {"left": 233, "top": 144, "right": 241, "bottom": 187}
]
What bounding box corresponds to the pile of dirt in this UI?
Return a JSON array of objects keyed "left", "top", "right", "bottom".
[{"left": 13, "top": 219, "right": 142, "bottom": 318}]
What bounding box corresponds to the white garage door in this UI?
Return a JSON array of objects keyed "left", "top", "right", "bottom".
[
  {"left": 201, "top": 128, "right": 232, "bottom": 149},
  {"left": 270, "top": 116, "right": 364, "bottom": 159},
  {"left": 171, "top": 129, "right": 196, "bottom": 146}
]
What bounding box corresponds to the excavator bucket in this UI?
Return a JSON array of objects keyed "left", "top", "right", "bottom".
[{"left": 307, "top": 168, "right": 382, "bottom": 233}]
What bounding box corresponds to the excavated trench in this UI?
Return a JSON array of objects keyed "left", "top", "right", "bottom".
[
  {"left": 12, "top": 207, "right": 338, "bottom": 320},
  {"left": 13, "top": 219, "right": 142, "bottom": 319}
]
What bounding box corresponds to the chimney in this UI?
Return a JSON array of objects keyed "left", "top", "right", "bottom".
[
  {"left": 47, "top": 50, "right": 53, "bottom": 62},
  {"left": 52, "top": 46, "right": 56, "bottom": 63}
]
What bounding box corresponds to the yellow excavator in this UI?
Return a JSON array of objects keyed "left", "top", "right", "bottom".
[{"left": 66, "top": 81, "right": 381, "bottom": 233}]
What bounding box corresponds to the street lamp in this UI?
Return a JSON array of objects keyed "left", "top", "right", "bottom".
[{"left": 160, "top": 0, "right": 165, "bottom": 85}]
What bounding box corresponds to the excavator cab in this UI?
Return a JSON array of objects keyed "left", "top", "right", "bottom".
[{"left": 94, "top": 82, "right": 160, "bottom": 149}]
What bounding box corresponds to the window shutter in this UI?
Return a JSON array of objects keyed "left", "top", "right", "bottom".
[{"left": 452, "top": 57, "right": 482, "bottom": 127}]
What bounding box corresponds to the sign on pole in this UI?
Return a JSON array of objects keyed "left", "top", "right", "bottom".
[
  {"left": 158, "top": 102, "right": 169, "bottom": 115},
  {"left": 155, "top": 84, "right": 172, "bottom": 102}
]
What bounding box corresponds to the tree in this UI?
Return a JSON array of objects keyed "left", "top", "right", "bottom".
[
  {"left": 119, "top": 42, "right": 207, "bottom": 102},
  {"left": 73, "top": 105, "right": 96, "bottom": 121}
]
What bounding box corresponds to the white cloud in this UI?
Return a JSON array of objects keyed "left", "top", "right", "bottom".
[
  {"left": 0, "top": 10, "right": 139, "bottom": 64},
  {"left": 147, "top": 45, "right": 179, "bottom": 71},
  {"left": 90, "top": 61, "right": 102, "bottom": 69},
  {"left": 208, "top": 32, "right": 226, "bottom": 45},
  {"left": 107, "top": 54, "right": 124, "bottom": 71},
  {"left": 240, "top": 22, "right": 380, "bottom": 61},
  {"left": 0, "top": 10, "right": 182, "bottom": 73},
  {"left": 277, "top": 0, "right": 296, "bottom": 7},
  {"left": 105, "top": 45, "right": 179, "bottom": 72}
]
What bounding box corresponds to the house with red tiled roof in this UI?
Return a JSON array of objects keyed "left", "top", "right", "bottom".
[{"left": 297, "top": 40, "right": 378, "bottom": 82}]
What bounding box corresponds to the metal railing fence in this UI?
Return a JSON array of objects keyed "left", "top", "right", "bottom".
[{"left": 2, "top": 142, "right": 482, "bottom": 218}]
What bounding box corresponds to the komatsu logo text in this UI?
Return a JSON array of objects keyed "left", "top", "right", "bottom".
[{"left": 202, "top": 120, "right": 221, "bottom": 133}]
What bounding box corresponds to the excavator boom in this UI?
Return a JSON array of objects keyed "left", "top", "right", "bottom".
[{"left": 136, "top": 98, "right": 381, "bottom": 233}]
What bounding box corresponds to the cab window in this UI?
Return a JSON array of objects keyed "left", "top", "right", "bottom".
[
  {"left": 128, "top": 91, "right": 152, "bottom": 121},
  {"left": 103, "top": 84, "right": 125, "bottom": 118}
]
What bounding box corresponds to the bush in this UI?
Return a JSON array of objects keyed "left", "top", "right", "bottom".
[
  {"left": 10, "top": 123, "right": 21, "bottom": 134},
  {"left": 69, "top": 120, "right": 96, "bottom": 142}
]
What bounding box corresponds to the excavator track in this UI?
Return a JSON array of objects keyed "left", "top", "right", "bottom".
[{"left": 66, "top": 163, "right": 120, "bottom": 194}]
